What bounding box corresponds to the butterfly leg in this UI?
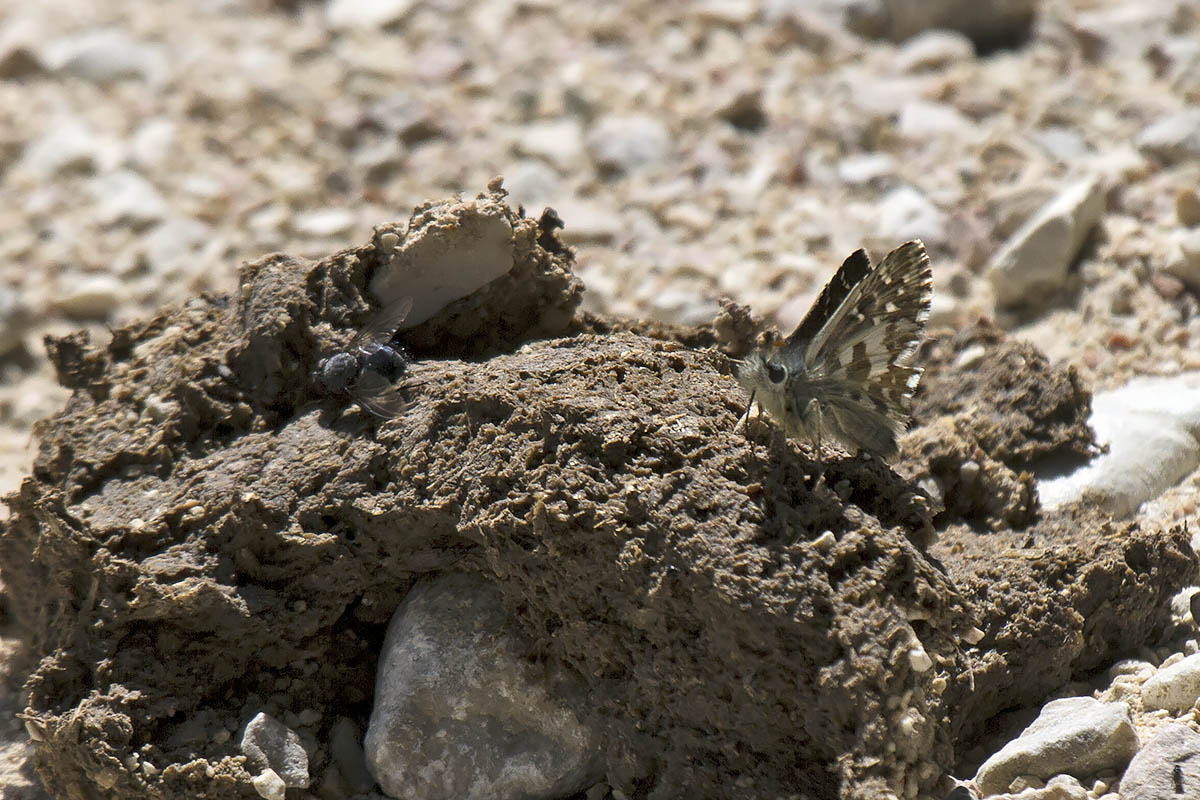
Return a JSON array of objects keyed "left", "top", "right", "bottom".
[
  {"left": 740, "top": 390, "right": 757, "bottom": 440},
  {"left": 805, "top": 398, "right": 825, "bottom": 489}
]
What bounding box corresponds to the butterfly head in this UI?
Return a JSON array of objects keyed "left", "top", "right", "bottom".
[{"left": 736, "top": 345, "right": 806, "bottom": 404}]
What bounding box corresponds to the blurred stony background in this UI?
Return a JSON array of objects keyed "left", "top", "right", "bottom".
[{"left": 4, "top": 0, "right": 1200, "bottom": 797}]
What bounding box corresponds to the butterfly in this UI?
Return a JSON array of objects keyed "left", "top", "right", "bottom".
[
  {"left": 316, "top": 296, "right": 414, "bottom": 418},
  {"left": 736, "top": 240, "right": 932, "bottom": 479}
]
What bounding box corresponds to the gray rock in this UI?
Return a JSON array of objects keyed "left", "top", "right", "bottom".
[
  {"left": 139, "top": 216, "right": 214, "bottom": 277},
  {"left": 326, "top": 0, "right": 416, "bottom": 29},
  {"left": 973, "top": 697, "right": 1137, "bottom": 796},
  {"left": 366, "top": 92, "right": 443, "bottom": 146},
  {"left": 1137, "top": 109, "right": 1200, "bottom": 165},
  {"left": 988, "top": 176, "right": 1104, "bottom": 309},
  {"left": 365, "top": 573, "right": 602, "bottom": 800},
  {"left": 1120, "top": 722, "right": 1200, "bottom": 800},
  {"left": 44, "top": 28, "right": 166, "bottom": 84},
  {"left": 842, "top": 0, "right": 1036, "bottom": 45},
  {"left": 1038, "top": 373, "right": 1200, "bottom": 517},
  {"left": 0, "top": 23, "right": 45, "bottom": 79},
  {"left": 1142, "top": 654, "right": 1200, "bottom": 713},
  {"left": 240, "top": 712, "right": 310, "bottom": 789},
  {"left": 0, "top": 287, "right": 30, "bottom": 356},
  {"left": 586, "top": 114, "right": 672, "bottom": 176},
  {"left": 878, "top": 185, "right": 946, "bottom": 244},
  {"left": 91, "top": 169, "right": 168, "bottom": 228}
]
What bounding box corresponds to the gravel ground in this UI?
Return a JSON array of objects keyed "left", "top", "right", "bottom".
[{"left": 3, "top": 0, "right": 1200, "bottom": 797}]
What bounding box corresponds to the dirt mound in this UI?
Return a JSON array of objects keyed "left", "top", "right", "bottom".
[{"left": 2, "top": 191, "right": 1194, "bottom": 800}]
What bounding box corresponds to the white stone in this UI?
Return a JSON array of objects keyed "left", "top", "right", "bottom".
[
  {"left": 974, "top": 697, "right": 1137, "bottom": 796},
  {"left": 517, "top": 119, "right": 585, "bottom": 172},
  {"left": 292, "top": 208, "right": 356, "bottom": 238},
  {"left": 1165, "top": 228, "right": 1200, "bottom": 293},
  {"left": 897, "top": 100, "right": 975, "bottom": 139},
  {"left": 1038, "top": 373, "right": 1200, "bottom": 517},
  {"left": 586, "top": 114, "right": 672, "bottom": 176},
  {"left": 1137, "top": 109, "right": 1200, "bottom": 165},
  {"left": 250, "top": 768, "right": 286, "bottom": 800},
  {"left": 502, "top": 160, "right": 564, "bottom": 211},
  {"left": 837, "top": 152, "right": 896, "bottom": 185},
  {"left": 91, "top": 169, "right": 168, "bottom": 228},
  {"left": 129, "top": 119, "right": 177, "bottom": 169},
  {"left": 18, "top": 121, "right": 118, "bottom": 178},
  {"left": 365, "top": 573, "right": 602, "bottom": 800},
  {"left": 43, "top": 28, "right": 166, "bottom": 84},
  {"left": 877, "top": 186, "right": 946, "bottom": 245},
  {"left": 329, "top": 717, "right": 374, "bottom": 794},
  {"left": 988, "top": 176, "right": 1105, "bottom": 308},
  {"left": 240, "top": 712, "right": 309, "bottom": 789},
  {"left": 53, "top": 274, "right": 123, "bottom": 318},
  {"left": 554, "top": 200, "right": 623, "bottom": 245},
  {"left": 895, "top": 30, "right": 974, "bottom": 72},
  {"left": 326, "top": 0, "right": 416, "bottom": 30},
  {"left": 1142, "top": 653, "right": 1200, "bottom": 712}
]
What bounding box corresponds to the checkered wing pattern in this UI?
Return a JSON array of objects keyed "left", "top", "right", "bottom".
[{"left": 794, "top": 240, "right": 932, "bottom": 446}]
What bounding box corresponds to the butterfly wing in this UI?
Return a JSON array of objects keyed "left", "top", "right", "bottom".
[
  {"left": 789, "top": 241, "right": 932, "bottom": 447},
  {"left": 783, "top": 248, "right": 873, "bottom": 352},
  {"left": 351, "top": 296, "right": 414, "bottom": 351}
]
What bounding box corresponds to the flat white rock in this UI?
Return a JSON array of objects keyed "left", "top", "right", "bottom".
[
  {"left": 1038, "top": 373, "right": 1200, "bottom": 517},
  {"left": 988, "top": 176, "right": 1104, "bottom": 308}
]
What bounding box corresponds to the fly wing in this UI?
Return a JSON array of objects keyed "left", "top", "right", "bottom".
[
  {"left": 350, "top": 370, "right": 411, "bottom": 419},
  {"left": 350, "top": 296, "right": 414, "bottom": 350},
  {"left": 799, "top": 241, "right": 932, "bottom": 432}
]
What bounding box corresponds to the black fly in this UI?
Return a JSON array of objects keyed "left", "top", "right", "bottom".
[{"left": 316, "top": 296, "right": 413, "bottom": 418}]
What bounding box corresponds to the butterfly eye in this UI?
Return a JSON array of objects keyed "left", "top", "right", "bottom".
[{"left": 766, "top": 362, "right": 786, "bottom": 384}]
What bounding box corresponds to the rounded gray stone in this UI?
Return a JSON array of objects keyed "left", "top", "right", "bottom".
[
  {"left": 365, "top": 573, "right": 603, "bottom": 800},
  {"left": 973, "top": 697, "right": 1137, "bottom": 796},
  {"left": 1121, "top": 723, "right": 1200, "bottom": 800},
  {"left": 240, "top": 712, "right": 310, "bottom": 789}
]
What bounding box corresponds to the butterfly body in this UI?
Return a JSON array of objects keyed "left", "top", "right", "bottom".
[
  {"left": 737, "top": 241, "right": 931, "bottom": 460},
  {"left": 316, "top": 296, "right": 414, "bottom": 418}
]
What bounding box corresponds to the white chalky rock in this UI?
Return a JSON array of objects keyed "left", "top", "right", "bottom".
[
  {"left": 974, "top": 697, "right": 1136, "bottom": 796},
  {"left": 1038, "top": 373, "right": 1200, "bottom": 517},
  {"left": 1142, "top": 653, "right": 1200, "bottom": 713},
  {"left": 988, "top": 176, "right": 1104, "bottom": 308}
]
